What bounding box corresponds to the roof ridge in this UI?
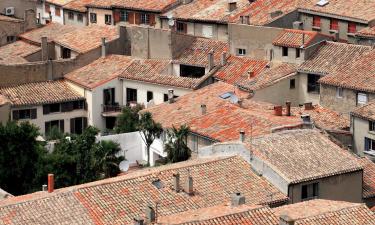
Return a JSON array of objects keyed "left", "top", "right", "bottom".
[{"left": 297, "top": 203, "right": 366, "bottom": 221}]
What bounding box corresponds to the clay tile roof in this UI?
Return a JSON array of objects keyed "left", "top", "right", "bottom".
[
  {"left": 214, "top": 56, "right": 268, "bottom": 85},
  {"left": 247, "top": 129, "right": 363, "bottom": 184},
  {"left": 357, "top": 157, "right": 375, "bottom": 199},
  {"left": 46, "top": 0, "right": 75, "bottom": 6},
  {"left": 19, "top": 23, "right": 79, "bottom": 44},
  {"left": 63, "top": 0, "right": 96, "bottom": 12},
  {"left": 357, "top": 26, "right": 375, "bottom": 38},
  {"left": 0, "top": 80, "right": 84, "bottom": 107},
  {"left": 272, "top": 29, "right": 320, "bottom": 48},
  {"left": 230, "top": 0, "right": 300, "bottom": 25},
  {"left": 274, "top": 199, "right": 375, "bottom": 225},
  {"left": 88, "top": 0, "right": 178, "bottom": 12},
  {"left": 0, "top": 15, "right": 23, "bottom": 22},
  {"left": 237, "top": 63, "right": 297, "bottom": 91},
  {"left": 351, "top": 101, "right": 375, "bottom": 121},
  {"left": 298, "top": 41, "right": 372, "bottom": 75},
  {"left": 0, "top": 156, "right": 288, "bottom": 224},
  {"left": 64, "top": 55, "right": 133, "bottom": 89},
  {"left": 146, "top": 82, "right": 303, "bottom": 142},
  {"left": 299, "top": 0, "right": 375, "bottom": 23},
  {"left": 319, "top": 49, "right": 375, "bottom": 93},
  {"left": 158, "top": 204, "right": 279, "bottom": 225},
  {"left": 0, "top": 40, "right": 40, "bottom": 64}
]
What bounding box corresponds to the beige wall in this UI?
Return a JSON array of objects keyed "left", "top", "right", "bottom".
[
  {"left": 0, "top": 103, "right": 10, "bottom": 124},
  {"left": 352, "top": 116, "right": 375, "bottom": 156},
  {"left": 63, "top": 10, "right": 87, "bottom": 26},
  {"left": 273, "top": 46, "right": 306, "bottom": 64},
  {"left": 288, "top": 170, "right": 363, "bottom": 204},
  {"left": 87, "top": 8, "right": 113, "bottom": 26},
  {"left": 297, "top": 72, "right": 320, "bottom": 105}
]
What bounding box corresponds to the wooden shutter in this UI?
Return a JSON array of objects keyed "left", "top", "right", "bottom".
[
  {"left": 149, "top": 14, "right": 155, "bottom": 26},
  {"left": 134, "top": 12, "right": 140, "bottom": 24},
  {"left": 43, "top": 105, "right": 50, "bottom": 114},
  {"left": 70, "top": 118, "right": 75, "bottom": 134},
  {"left": 31, "top": 109, "right": 37, "bottom": 119},
  {"left": 59, "top": 120, "right": 64, "bottom": 133},
  {"left": 114, "top": 11, "right": 120, "bottom": 24},
  {"left": 128, "top": 12, "right": 135, "bottom": 24},
  {"left": 12, "top": 110, "right": 19, "bottom": 120}
]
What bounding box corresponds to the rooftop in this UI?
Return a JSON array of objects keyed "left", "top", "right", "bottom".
[
  {"left": 357, "top": 157, "right": 375, "bottom": 199},
  {"left": 351, "top": 101, "right": 375, "bottom": 121},
  {"left": 0, "top": 156, "right": 288, "bottom": 224},
  {"left": 298, "top": 41, "right": 372, "bottom": 75},
  {"left": 46, "top": 0, "right": 75, "bottom": 6},
  {"left": 87, "top": 0, "right": 179, "bottom": 12},
  {"left": 0, "top": 15, "right": 23, "bottom": 23},
  {"left": 274, "top": 199, "right": 375, "bottom": 224},
  {"left": 299, "top": 0, "right": 375, "bottom": 23},
  {"left": 356, "top": 26, "right": 375, "bottom": 38},
  {"left": 161, "top": 0, "right": 249, "bottom": 23},
  {"left": 0, "top": 40, "right": 40, "bottom": 64},
  {"left": 19, "top": 23, "right": 78, "bottom": 44},
  {"left": 247, "top": 129, "right": 363, "bottom": 184},
  {"left": 63, "top": 0, "right": 97, "bottom": 12},
  {"left": 272, "top": 29, "right": 324, "bottom": 48},
  {"left": 0, "top": 80, "right": 84, "bottom": 107}
]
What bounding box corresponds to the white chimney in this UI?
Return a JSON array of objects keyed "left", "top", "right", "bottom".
[
  {"left": 168, "top": 89, "right": 174, "bottom": 103},
  {"left": 173, "top": 173, "right": 180, "bottom": 192},
  {"left": 208, "top": 50, "right": 214, "bottom": 71},
  {"left": 186, "top": 176, "right": 193, "bottom": 195},
  {"left": 101, "top": 37, "right": 106, "bottom": 57}
]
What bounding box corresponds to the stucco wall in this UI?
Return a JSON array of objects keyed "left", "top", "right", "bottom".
[
  {"left": 352, "top": 116, "right": 375, "bottom": 156},
  {"left": 297, "top": 72, "right": 320, "bottom": 105},
  {"left": 63, "top": 10, "right": 87, "bottom": 26},
  {"left": 88, "top": 8, "right": 113, "bottom": 26}
]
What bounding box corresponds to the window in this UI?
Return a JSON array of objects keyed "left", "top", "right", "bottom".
[
  {"left": 50, "top": 103, "right": 61, "bottom": 113},
  {"left": 45, "top": 120, "right": 64, "bottom": 135},
  {"left": 296, "top": 48, "right": 300, "bottom": 58},
  {"left": 77, "top": 13, "right": 83, "bottom": 22},
  {"left": 348, "top": 22, "right": 356, "bottom": 33},
  {"left": 301, "top": 183, "right": 319, "bottom": 201},
  {"left": 237, "top": 48, "right": 246, "bottom": 56},
  {"left": 126, "top": 88, "right": 137, "bottom": 104},
  {"left": 176, "top": 21, "right": 187, "bottom": 33},
  {"left": 180, "top": 65, "right": 205, "bottom": 78},
  {"left": 369, "top": 121, "right": 375, "bottom": 132},
  {"left": 45, "top": 3, "right": 50, "bottom": 13},
  {"left": 55, "top": 7, "right": 61, "bottom": 16},
  {"left": 312, "top": 16, "right": 321, "bottom": 27},
  {"left": 68, "top": 12, "right": 74, "bottom": 20},
  {"left": 12, "top": 109, "right": 37, "bottom": 120},
  {"left": 73, "top": 100, "right": 85, "bottom": 110},
  {"left": 307, "top": 74, "right": 321, "bottom": 93},
  {"left": 164, "top": 94, "right": 168, "bottom": 102},
  {"left": 147, "top": 91, "right": 153, "bottom": 102},
  {"left": 357, "top": 92, "right": 368, "bottom": 105},
  {"left": 290, "top": 79, "right": 295, "bottom": 89},
  {"left": 90, "top": 13, "right": 97, "bottom": 23},
  {"left": 70, "top": 117, "right": 87, "bottom": 134},
  {"left": 365, "top": 137, "right": 375, "bottom": 153},
  {"left": 103, "top": 88, "right": 115, "bottom": 106},
  {"left": 61, "top": 47, "right": 71, "bottom": 59},
  {"left": 120, "top": 10, "right": 128, "bottom": 22},
  {"left": 282, "top": 47, "right": 288, "bottom": 57},
  {"left": 202, "top": 25, "right": 213, "bottom": 38},
  {"left": 6, "top": 36, "right": 15, "bottom": 43},
  {"left": 330, "top": 19, "right": 339, "bottom": 30},
  {"left": 140, "top": 13, "right": 149, "bottom": 24},
  {"left": 336, "top": 87, "right": 343, "bottom": 98},
  {"left": 105, "top": 14, "right": 112, "bottom": 25}
]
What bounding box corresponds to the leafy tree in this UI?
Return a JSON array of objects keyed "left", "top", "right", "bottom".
[
  {"left": 164, "top": 125, "right": 191, "bottom": 163},
  {"left": 138, "top": 112, "right": 163, "bottom": 166},
  {"left": 46, "top": 126, "right": 64, "bottom": 140},
  {"left": 0, "top": 121, "right": 45, "bottom": 195},
  {"left": 114, "top": 104, "right": 144, "bottom": 133}
]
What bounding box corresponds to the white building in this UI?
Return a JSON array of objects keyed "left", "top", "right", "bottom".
[{"left": 36, "top": 0, "right": 75, "bottom": 25}]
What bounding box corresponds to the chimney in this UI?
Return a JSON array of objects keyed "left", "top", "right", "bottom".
[
  {"left": 42, "top": 184, "right": 47, "bottom": 191},
  {"left": 168, "top": 89, "right": 174, "bottom": 103},
  {"left": 231, "top": 192, "right": 245, "bottom": 207},
  {"left": 304, "top": 102, "right": 313, "bottom": 110},
  {"left": 285, "top": 101, "right": 291, "bottom": 116},
  {"left": 145, "top": 204, "right": 156, "bottom": 223},
  {"left": 221, "top": 51, "right": 227, "bottom": 66},
  {"left": 201, "top": 104, "right": 207, "bottom": 115},
  {"left": 173, "top": 173, "right": 180, "bottom": 192},
  {"left": 186, "top": 176, "right": 193, "bottom": 195},
  {"left": 302, "top": 33, "right": 305, "bottom": 45},
  {"left": 247, "top": 70, "right": 255, "bottom": 79},
  {"left": 279, "top": 215, "right": 295, "bottom": 225},
  {"left": 274, "top": 105, "right": 282, "bottom": 116},
  {"left": 208, "top": 50, "right": 214, "bottom": 71},
  {"left": 228, "top": 1, "right": 237, "bottom": 12},
  {"left": 101, "top": 37, "right": 106, "bottom": 58},
  {"left": 41, "top": 36, "right": 48, "bottom": 61},
  {"left": 48, "top": 173, "right": 54, "bottom": 193},
  {"left": 133, "top": 217, "right": 144, "bottom": 225},
  {"left": 239, "top": 130, "right": 245, "bottom": 142}
]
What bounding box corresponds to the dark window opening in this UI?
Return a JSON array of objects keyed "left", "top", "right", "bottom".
[
  {"left": 237, "top": 48, "right": 246, "bottom": 56},
  {"left": 68, "top": 12, "right": 74, "bottom": 20},
  {"left": 301, "top": 182, "right": 319, "bottom": 201},
  {"left": 73, "top": 100, "right": 85, "bottom": 110},
  {"left": 147, "top": 91, "right": 153, "bottom": 102},
  {"left": 140, "top": 13, "right": 149, "bottom": 24},
  {"left": 105, "top": 117, "right": 116, "bottom": 130},
  {"left": 49, "top": 103, "right": 61, "bottom": 113},
  {"left": 77, "top": 13, "right": 83, "bottom": 22},
  {"left": 70, "top": 117, "right": 87, "bottom": 134},
  {"left": 61, "top": 47, "right": 71, "bottom": 59},
  {"left": 45, "top": 120, "right": 64, "bottom": 135},
  {"left": 12, "top": 109, "right": 37, "bottom": 120},
  {"left": 369, "top": 121, "right": 375, "bottom": 132},
  {"left": 296, "top": 48, "right": 300, "bottom": 58},
  {"left": 120, "top": 10, "right": 128, "bottom": 21},
  {"left": 6, "top": 36, "right": 15, "bottom": 43},
  {"left": 164, "top": 94, "right": 168, "bottom": 102},
  {"left": 282, "top": 47, "right": 288, "bottom": 56},
  {"left": 103, "top": 88, "right": 115, "bottom": 106},
  {"left": 180, "top": 65, "right": 205, "bottom": 78},
  {"left": 176, "top": 21, "right": 187, "bottom": 33},
  {"left": 307, "top": 74, "right": 320, "bottom": 93},
  {"left": 126, "top": 88, "right": 137, "bottom": 105},
  {"left": 105, "top": 14, "right": 112, "bottom": 25},
  {"left": 290, "top": 79, "right": 295, "bottom": 89},
  {"left": 90, "top": 13, "right": 97, "bottom": 23}
]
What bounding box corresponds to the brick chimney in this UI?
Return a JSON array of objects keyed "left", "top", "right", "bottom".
[
  {"left": 239, "top": 130, "right": 245, "bottom": 142},
  {"left": 168, "top": 89, "right": 174, "bottom": 103},
  {"left": 186, "top": 176, "right": 193, "bottom": 195},
  {"left": 41, "top": 36, "right": 48, "bottom": 61},
  {"left": 208, "top": 50, "right": 214, "bottom": 71},
  {"left": 101, "top": 37, "right": 106, "bottom": 58},
  {"left": 201, "top": 104, "right": 207, "bottom": 115},
  {"left": 173, "top": 173, "right": 180, "bottom": 192},
  {"left": 145, "top": 204, "right": 156, "bottom": 223},
  {"left": 231, "top": 192, "right": 245, "bottom": 206},
  {"left": 221, "top": 51, "right": 227, "bottom": 66},
  {"left": 247, "top": 70, "right": 255, "bottom": 79},
  {"left": 48, "top": 173, "right": 54, "bottom": 193},
  {"left": 274, "top": 105, "right": 282, "bottom": 116},
  {"left": 285, "top": 101, "right": 291, "bottom": 116}
]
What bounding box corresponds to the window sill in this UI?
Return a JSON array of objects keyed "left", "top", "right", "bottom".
[
  {"left": 347, "top": 33, "right": 356, "bottom": 37},
  {"left": 368, "top": 131, "right": 375, "bottom": 135},
  {"left": 312, "top": 26, "right": 321, "bottom": 31},
  {"left": 329, "top": 29, "right": 339, "bottom": 33},
  {"left": 364, "top": 150, "right": 375, "bottom": 157}
]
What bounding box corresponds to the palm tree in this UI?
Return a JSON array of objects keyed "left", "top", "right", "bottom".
[
  {"left": 95, "top": 140, "right": 125, "bottom": 178},
  {"left": 164, "top": 125, "right": 191, "bottom": 163}
]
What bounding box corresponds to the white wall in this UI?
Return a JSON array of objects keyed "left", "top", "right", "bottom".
[{"left": 87, "top": 8, "right": 113, "bottom": 26}]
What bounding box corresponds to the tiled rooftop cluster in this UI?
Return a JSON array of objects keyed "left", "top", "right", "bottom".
[
  {"left": 272, "top": 29, "right": 326, "bottom": 48},
  {"left": 88, "top": 0, "right": 178, "bottom": 12},
  {"left": 0, "top": 41, "right": 40, "bottom": 64}
]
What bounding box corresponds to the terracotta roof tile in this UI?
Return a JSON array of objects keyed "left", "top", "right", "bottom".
[
  {"left": 357, "top": 157, "right": 375, "bottom": 199},
  {"left": 88, "top": 0, "right": 178, "bottom": 12},
  {"left": 274, "top": 199, "right": 375, "bottom": 225},
  {"left": 46, "top": 0, "right": 75, "bottom": 6},
  {"left": 174, "top": 38, "right": 228, "bottom": 67},
  {"left": 351, "top": 101, "right": 375, "bottom": 121},
  {"left": 357, "top": 26, "right": 375, "bottom": 38},
  {"left": 214, "top": 56, "right": 268, "bottom": 85},
  {"left": 272, "top": 29, "right": 321, "bottom": 48},
  {"left": 0, "top": 80, "right": 84, "bottom": 106},
  {"left": 0, "top": 41, "right": 40, "bottom": 64},
  {"left": 298, "top": 41, "right": 372, "bottom": 75},
  {"left": 63, "top": 0, "right": 96, "bottom": 12},
  {"left": 0, "top": 15, "right": 23, "bottom": 22},
  {"left": 19, "top": 23, "right": 79, "bottom": 44},
  {"left": 246, "top": 129, "right": 363, "bottom": 184},
  {"left": 0, "top": 156, "right": 288, "bottom": 224}
]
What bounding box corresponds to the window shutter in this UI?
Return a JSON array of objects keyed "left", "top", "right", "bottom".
[
  {"left": 59, "top": 120, "right": 65, "bottom": 133},
  {"left": 114, "top": 11, "right": 120, "bottom": 24},
  {"left": 128, "top": 12, "right": 135, "bottom": 24},
  {"left": 43, "top": 105, "right": 50, "bottom": 114},
  {"left": 134, "top": 12, "right": 140, "bottom": 24},
  {"left": 183, "top": 23, "right": 187, "bottom": 33},
  {"left": 31, "top": 108, "right": 37, "bottom": 119},
  {"left": 365, "top": 137, "right": 370, "bottom": 151},
  {"left": 83, "top": 117, "right": 88, "bottom": 129},
  {"left": 70, "top": 118, "right": 75, "bottom": 134},
  {"left": 12, "top": 110, "right": 19, "bottom": 120},
  {"left": 149, "top": 14, "right": 155, "bottom": 26}
]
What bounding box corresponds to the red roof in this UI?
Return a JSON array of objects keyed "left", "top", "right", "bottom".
[
  {"left": 273, "top": 29, "right": 320, "bottom": 48},
  {"left": 88, "top": 0, "right": 179, "bottom": 12}
]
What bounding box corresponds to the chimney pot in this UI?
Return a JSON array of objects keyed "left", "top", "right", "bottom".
[
  {"left": 200, "top": 104, "right": 207, "bottom": 115},
  {"left": 304, "top": 102, "right": 313, "bottom": 110},
  {"left": 231, "top": 192, "right": 245, "bottom": 207},
  {"left": 274, "top": 105, "right": 283, "bottom": 116},
  {"left": 239, "top": 130, "right": 245, "bottom": 142},
  {"left": 220, "top": 51, "right": 227, "bottom": 66},
  {"left": 186, "top": 176, "right": 194, "bottom": 195},
  {"left": 145, "top": 205, "right": 156, "bottom": 223},
  {"left": 48, "top": 173, "right": 54, "bottom": 193},
  {"left": 173, "top": 173, "right": 180, "bottom": 192},
  {"left": 42, "top": 184, "right": 47, "bottom": 191},
  {"left": 41, "top": 36, "right": 48, "bottom": 61},
  {"left": 208, "top": 50, "right": 214, "bottom": 71},
  {"left": 286, "top": 101, "right": 291, "bottom": 116},
  {"left": 168, "top": 89, "right": 175, "bottom": 103},
  {"left": 101, "top": 37, "right": 106, "bottom": 58}
]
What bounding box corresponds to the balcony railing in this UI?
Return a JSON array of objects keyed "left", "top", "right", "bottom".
[{"left": 102, "top": 104, "right": 123, "bottom": 113}]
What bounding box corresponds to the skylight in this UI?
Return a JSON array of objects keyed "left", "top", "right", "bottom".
[{"left": 316, "top": 0, "right": 329, "bottom": 7}]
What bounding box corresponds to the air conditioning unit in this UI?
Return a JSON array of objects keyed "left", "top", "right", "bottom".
[{"left": 5, "top": 7, "right": 15, "bottom": 16}]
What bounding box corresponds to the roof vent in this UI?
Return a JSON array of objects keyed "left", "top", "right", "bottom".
[
  {"left": 279, "top": 214, "right": 296, "bottom": 225},
  {"left": 231, "top": 192, "right": 245, "bottom": 206},
  {"left": 152, "top": 179, "right": 164, "bottom": 189},
  {"left": 219, "top": 91, "right": 234, "bottom": 99},
  {"left": 316, "top": 0, "right": 329, "bottom": 7}
]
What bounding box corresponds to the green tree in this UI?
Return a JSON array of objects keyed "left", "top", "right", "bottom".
[
  {"left": 94, "top": 140, "right": 125, "bottom": 178},
  {"left": 138, "top": 112, "right": 163, "bottom": 166},
  {"left": 114, "top": 104, "right": 144, "bottom": 133},
  {"left": 164, "top": 125, "right": 191, "bottom": 163},
  {"left": 0, "top": 121, "right": 45, "bottom": 195}
]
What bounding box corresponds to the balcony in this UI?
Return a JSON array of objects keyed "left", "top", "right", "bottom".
[{"left": 101, "top": 104, "right": 124, "bottom": 117}]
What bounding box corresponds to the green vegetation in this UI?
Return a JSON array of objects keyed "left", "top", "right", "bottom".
[
  {"left": 114, "top": 104, "right": 144, "bottom": 133},
  {"left": 164, "top": 125, "right": 191, "bottom": 163}
]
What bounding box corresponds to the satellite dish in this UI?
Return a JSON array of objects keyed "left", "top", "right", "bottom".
[
  {"left": 229, "top": 94, "right": 239, "bottom": 104},
  {"left": 167, "top": 13, "right": 173, "bottom": 19},
  {"left": 119, "top": 160, "right": 130, "bottom": 172},
  {"left": 168, "top": 19, "right": 175, "bottom": 26}
]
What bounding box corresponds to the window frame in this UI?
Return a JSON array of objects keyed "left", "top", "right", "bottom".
[
  {"left": 336, "top": 87, "right": 343, "bottom": 98},
  {"left": 369, "top": 121, "right": 375, "bottom": 132},
  {"left": 126, "top": 88, "right": 137, "bottom": 104},
  {"left": 237, "top": 48, "right": 246, "bottom": 56},
  {"left": 312, "top": 16, "right": 321, "bottom": 27},
  {"left": 282, "top": 46, "right": 288, "bottom": 57},
  {"left": 365, "top": 137, "right": 375, "bottom": 152},
  {"left": 301, "top": 182, "right": 319, "bottom": 201},
  {"left": 120, "top": 10, "right": 128, "bottom": 22},
  {"left": 105, "top": 14, "right": 112, "bottom": 25},
  {"left": 357, "top": 92, "right": 368, "bottom": 105},
  {"left": 295, "top": 48, "right": 300, "bottom": 58},
  {"left": 68, "top": 11, "right": 74, "bottom": 20},
  {"left": 90, "top": 13, "right": 97, "bottom": 23},
  {"left": 77, "top": 13, "right": 83, "bottom": 22},
  {"left": 140, "top": 13, "right": 149, "bottom": 25},
  {"left": 348, "top": 22, "right": 356, "bottom": 34},
  {"left": 147, "top": 91, "right": 153, "bottom": 102},
  {"left": 289, "top": 79, "right": 296, "bottom": 89},
  {"left": 55, "top": 6, "right": 61, "bottom": 17},
  {"left": 330, "top": 19, "right": 339, "bottom": 31},
  {"left": 307, "top": 74, "right": 321, "bottom": 93}
]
